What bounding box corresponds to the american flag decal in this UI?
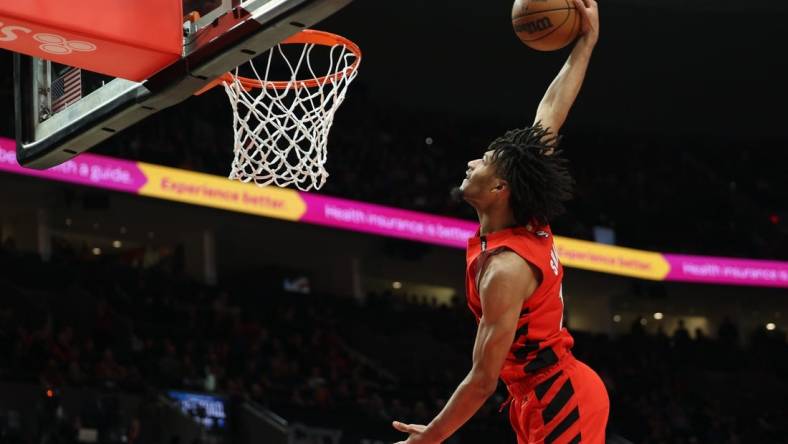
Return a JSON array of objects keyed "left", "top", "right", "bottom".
[{"left": 51, "top": 68, "right": 82, "bottom": 114}]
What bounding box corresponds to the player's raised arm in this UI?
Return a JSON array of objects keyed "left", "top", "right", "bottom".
[
  {"left": 392, "top": 251, "right": 539, "bottom": 443},
  {"left": 533, "top": 0, "right": 599, "bottom": 134}
]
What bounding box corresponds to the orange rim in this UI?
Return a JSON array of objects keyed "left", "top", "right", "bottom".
[{"left": 194, "top": 29, "right": 361, "bottom": 95}]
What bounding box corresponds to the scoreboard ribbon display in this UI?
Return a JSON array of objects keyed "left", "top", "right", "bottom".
[{"left": 2, "top": 138, "right": 786, "bottom": 288}]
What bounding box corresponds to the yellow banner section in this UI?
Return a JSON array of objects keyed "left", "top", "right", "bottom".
[
  {"left": 554, "top": 236, "right": 670, "bottom": 281},
  {"left": 137, "top": 163, "right": 306, "bottom": 220}
]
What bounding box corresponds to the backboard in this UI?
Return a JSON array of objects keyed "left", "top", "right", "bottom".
[{"left": 11, "top": 0, "right": 353, "bottom": 169}]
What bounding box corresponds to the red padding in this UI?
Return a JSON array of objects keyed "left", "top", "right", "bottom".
[{"left": 0, "top": 0, "right": 183, "bottom": 81}]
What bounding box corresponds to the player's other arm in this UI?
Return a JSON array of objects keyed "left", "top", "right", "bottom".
[
  {"left": 533, "top": 0, "right": 599, "bottom": 135},
  {"left": 393, "top": 252, "right": 539, "bottom": 443}
]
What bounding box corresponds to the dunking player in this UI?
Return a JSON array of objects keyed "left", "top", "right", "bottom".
[{"left": 393, "top": 1, "right": 606, "bottom": 443}]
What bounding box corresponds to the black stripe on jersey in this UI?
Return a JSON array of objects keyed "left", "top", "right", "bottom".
[
  {"left": 545, "top": 406, "right": 579, "bottom": 443},
  {"left": 514, "top": 340, "right": 540, "bottom": 359},
  {"left": 520, "top": 307, "right": 530, "bottom": 316},
  {"left": 524, "top": 347, "right": 558, "bottom": 373},
  {"left": 542, "top": 379, "right": 575, "bottom": 425},
  {"left": 515, "top": 323, "right": 528, "bottom": 340},
  {"left": 566, "top": 433, "right": 581, "bottom": 444},
  {"left": 534, "top": 370, "right": 563, "bottom": 401}
]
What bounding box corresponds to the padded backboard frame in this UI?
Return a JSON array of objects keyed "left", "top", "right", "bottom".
[{"left": 14, "top": 0, "right": 353, "bottom": 169}]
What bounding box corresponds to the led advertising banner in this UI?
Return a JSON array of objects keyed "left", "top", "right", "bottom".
[{"left": 2, "top": 138, "right": 786, "bottom": 287}]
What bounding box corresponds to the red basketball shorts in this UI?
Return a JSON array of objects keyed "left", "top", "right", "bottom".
[{"left": 506, "top": 356, "right": 609, "bottom": 444}]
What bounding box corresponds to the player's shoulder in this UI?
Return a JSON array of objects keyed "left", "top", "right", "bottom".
[
  {"left": 477, "top": 249, "right": 541, "bottom": 304},
  {"left": 481, "top": 249, "right": 537, "bottom": 283}
]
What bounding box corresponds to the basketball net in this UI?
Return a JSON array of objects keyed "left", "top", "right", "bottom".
[{"left": 216, "top": 30, "right": 360, "bottom": 191}]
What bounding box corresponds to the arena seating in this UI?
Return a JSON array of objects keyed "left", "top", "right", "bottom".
[{"left": 1, "top": 244, "right": 785, "bottom": 443}]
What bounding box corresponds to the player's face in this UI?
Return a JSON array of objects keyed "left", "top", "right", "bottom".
[{"left": 460, "top": 150, "right": 501, "bottom": 203}]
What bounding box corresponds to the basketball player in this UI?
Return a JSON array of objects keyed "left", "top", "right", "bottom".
[{"left": 393, "top": 0, "right": 606, "bottom": 443}]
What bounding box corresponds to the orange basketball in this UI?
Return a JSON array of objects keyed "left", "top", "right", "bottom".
[{"left": 512, "top": 0, "right": 581, "bottom": 52}]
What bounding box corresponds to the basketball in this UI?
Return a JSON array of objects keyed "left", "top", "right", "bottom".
[{"left": 512, "top": 0, "right": 581, "bottom": 51}]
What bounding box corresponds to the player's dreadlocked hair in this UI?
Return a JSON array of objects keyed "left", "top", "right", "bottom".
[{"left": 488, "top": 123, "right": 573, "bottom": 227}]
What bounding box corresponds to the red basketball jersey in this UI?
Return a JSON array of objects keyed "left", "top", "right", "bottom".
[{"left": 466, "top": 225, "right": 574, "bottom": 385}]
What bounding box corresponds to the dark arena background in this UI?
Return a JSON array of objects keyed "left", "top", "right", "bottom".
[{"left": 1, "top": 1, "right": 787, "bottom": 444}]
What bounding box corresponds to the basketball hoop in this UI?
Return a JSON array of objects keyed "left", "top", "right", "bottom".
[{"left": 195, "top": 29, "right": 361, "bottom": 191}]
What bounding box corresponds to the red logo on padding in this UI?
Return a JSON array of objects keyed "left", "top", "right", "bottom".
[
  {"left": 34, "top": 33, "right": 96, "bottom": 55},
  {"left": 0, "top": 22, "right": 97, "bottom": 56}
]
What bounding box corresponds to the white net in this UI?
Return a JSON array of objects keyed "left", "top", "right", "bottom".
[{"left": 221, "top": 36, "right": 359, "bottom": 191}]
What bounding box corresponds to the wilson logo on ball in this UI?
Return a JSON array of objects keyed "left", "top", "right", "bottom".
[{"left": 515, "top": 17, "right": 554, "bottom": 34}]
